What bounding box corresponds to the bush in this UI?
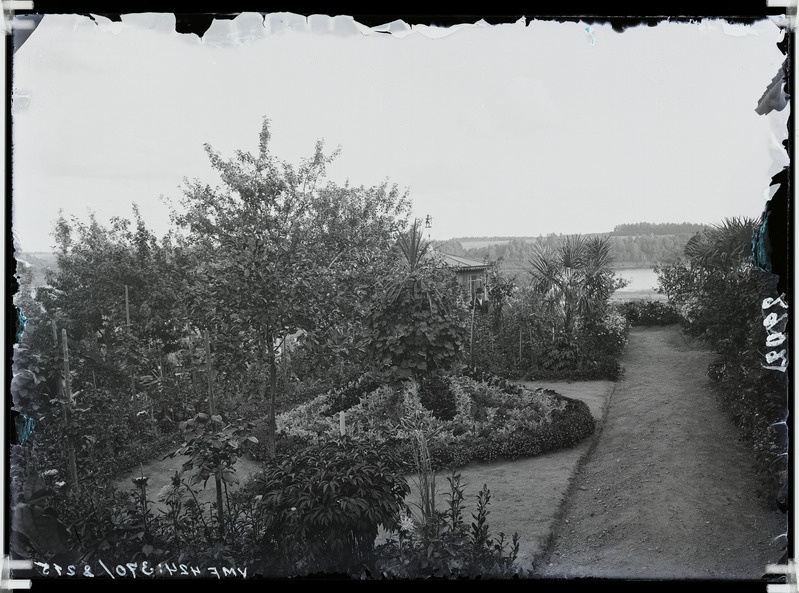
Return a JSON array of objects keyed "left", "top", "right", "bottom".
[
  {"left": 365, "top": 237, "right": 469, "bottom": 382},
  {"left": 247, "top": 437, "right": 410, "bottom": 577},
  {"left": 615, "top": 300, "right": 682, "bottom": 326},
  {"left": 655, "top": 219, "right": 789, "bottom": 506}
]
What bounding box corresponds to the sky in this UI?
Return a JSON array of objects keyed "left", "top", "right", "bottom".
[{"left": 9, "top": 12, "right": 792, "bottom": 253}]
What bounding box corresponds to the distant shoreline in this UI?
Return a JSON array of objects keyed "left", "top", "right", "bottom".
[
  {"left": 609, "top": 264, "right": 662, "bottom": 270},
  {"left": 501, "top": 263, "right": 659, "bottom": 272}
]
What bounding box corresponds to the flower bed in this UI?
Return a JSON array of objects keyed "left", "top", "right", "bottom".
[{"left": 254, "top": 373, "right": 595, "bottom": 471}]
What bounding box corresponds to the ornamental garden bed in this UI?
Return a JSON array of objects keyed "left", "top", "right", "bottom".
[{"left": 252, "top": 372, "right": 596, "bottom": 472}]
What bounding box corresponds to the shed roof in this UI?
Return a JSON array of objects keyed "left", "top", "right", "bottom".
[{"left": 438, "top": 253, "right": 490, "bottom": 271}]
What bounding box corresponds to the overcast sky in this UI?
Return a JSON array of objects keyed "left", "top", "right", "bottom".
[{"left": 10, "top": 13, "right": 791, "bottom": 252}]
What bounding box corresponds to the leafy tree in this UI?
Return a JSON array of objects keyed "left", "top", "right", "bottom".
[
  {"left": 658, "top": 217, "right": 768, "bottom": 348},
  {"left": 172, "top": 117, "right": 412, "bottom": 456},
  {"left": 172, "top": 118, "right": 338, "bottom": 459},
  {"left": 34, "top": 207, "right": 188, "bottom": 392},
  {"left": 293, "top": 181, "right": 412, "bottom": 384},
  {"left": 172, "top": 412, "right": 259, "bottom": 538},
  {"left": 483, "top": 259, "right": 517, "bottom": 334}
]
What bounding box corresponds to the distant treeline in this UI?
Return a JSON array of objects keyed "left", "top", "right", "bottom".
[
  {"left": 437, "top": 223, "right": 709, "bottom": 271},
  {"left": 611, "top": 222, "right": 708, "bottom": 235}
]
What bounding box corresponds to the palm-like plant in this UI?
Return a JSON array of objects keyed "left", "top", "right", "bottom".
[
  {"left": 397, "top": 218, "right": 431, "bottom": 273},
  {"left": 528, "top": 234, "right": 618, "bottom": 339},
  {"left": 382, "top": 219, "right": 433, "bottom": 308},
  {"left": 683, "top": 216, "right": 760, "bottom": 271}
]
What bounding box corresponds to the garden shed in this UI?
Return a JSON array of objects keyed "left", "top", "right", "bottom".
[{"left": 438, "top": 253, "right": 490, "bottom": 301}]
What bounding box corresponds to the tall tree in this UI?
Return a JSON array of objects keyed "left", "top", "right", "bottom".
[
  {"left": 172, "top": 117, "right": 413, "bottom": 456},
  {"left": 172, "top": 118, "right": 336, "bottom": 458}
]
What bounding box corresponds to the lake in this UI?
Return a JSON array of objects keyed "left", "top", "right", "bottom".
[
  {"left": 611, "top": 267, "right": 666, "bottom": 300},
  {"left": 614, "top": 267, "right": 660, "bottom": 292}
]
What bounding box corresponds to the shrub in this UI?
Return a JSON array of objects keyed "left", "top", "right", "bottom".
[
  {"left": 364, "top": 225, "right": 469, "bottom": 382},
  {"left": 247, "top": 437, "right": 410, "bottom": 577},
  {"left": 655, "top": 218, "right": 789, "bottom": 506},
  {"left": 539, "top": 333, "right": 582, "bottom": 374},
  {"left": 614, "top": 300, "right": 682, "bottom": 326}
]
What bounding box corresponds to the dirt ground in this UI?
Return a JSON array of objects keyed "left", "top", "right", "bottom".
[{"left": 536, "top": 325, "right": 788, "bottom": 581}]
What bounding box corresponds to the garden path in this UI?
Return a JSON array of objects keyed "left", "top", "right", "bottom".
[{"left": 536, "top": 325, "right": 787, "bottom": 580}]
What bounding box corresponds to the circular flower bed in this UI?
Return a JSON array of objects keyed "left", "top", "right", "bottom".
[{"left": 256, "top": 372, "right": 595, "bottom": 471}]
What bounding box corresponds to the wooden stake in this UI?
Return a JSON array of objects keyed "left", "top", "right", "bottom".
[
  {"left": 204, "top": 329, "right": 215, "bottom": 416},
  {"left": 61, "top": 329, "right": 79, "bottom": 492},
  {"left": 470, "top": 297, "right": 476, "bottom": 369},
  {"left": 125, "top": 285, "right": 135, "bottom": 397}
]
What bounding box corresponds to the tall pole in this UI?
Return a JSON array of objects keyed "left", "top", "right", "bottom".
[
  {"left": 470, "top": 296, "right": 476, "bottom": 370},
  {"left": 125, "top": 285, "right": 135, "bottom": 397},
  {"left": 61, "top": 329, "right": 79, "bottom": 492},
  {"left": 204, "top": 329, "right": 215, "bottom": 416}
]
